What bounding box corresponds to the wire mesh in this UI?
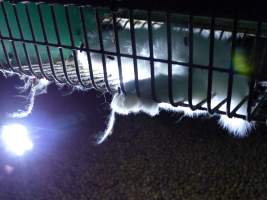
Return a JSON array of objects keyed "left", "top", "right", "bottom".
[{"left": 0, "top": 1, "right": 266, "bottom": 122}]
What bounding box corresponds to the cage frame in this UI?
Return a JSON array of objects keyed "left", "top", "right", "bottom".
[{"left": 0, "top": 0, "right": 267, "bottom": 123}]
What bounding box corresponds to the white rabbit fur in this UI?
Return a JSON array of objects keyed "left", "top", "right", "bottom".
[{"left": 80, "top": 21, "right": 254, "bottom": 142}]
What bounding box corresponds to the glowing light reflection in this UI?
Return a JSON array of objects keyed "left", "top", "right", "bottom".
[{"left": 1, "top": 124, "right": 33, "bottom": 156}]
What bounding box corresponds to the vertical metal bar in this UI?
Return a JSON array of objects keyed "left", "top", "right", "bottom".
[
  {"left": 65, "top": 6, "right": 75, "bottom": 47},
  {"left": 95, "top": 7, "right": 112, "bottom": 92},
  {"left": 50, "top": 5, "right": 61, "bottom": 45},
  {"left": 65, "top": 5, "right": 88, "bottom": 87},
  {"left": 207, "top": 16, "right": 215, "bottom": 113},
  {"left": 212, "top": 98, "right": 227, "bottom": 113},
  {"left": 186, "top": 16, "right": 210, "bottom": 111},
  {"left": 188, "top": 15, "right": 194, "bottom": 109},
  {"left": 166, "top": 12, "right": 176, "bottom": 106},
  {"left": 258, "top": 36, "right": 267, "bottom": 80},
  {"left": 226, "top": 18, "right": 237, "bottom": 117},
  {"left": 11, "top": 41, "right": 24, "bottom": 74},
  {"left": 80, "top": 6, "right": 100, "bottom": 90},
  {"left": 0, "top": 3, "right": 13, "bottom": 39},
  {"left": 12, "top": 4, "right": 34, "bottom": 76},
  {"left": 50, "top": 4, "right": 75, "bottom": 86},
  {"left": 247, "top": 21, "right": 262, "bottom": 121},
  {"left": 37, "top": 4, "right": 63, "bottom": 83},
  {"left": 147, "top": 11, "right": 157, "bottom": 102},
  {"left": 25, "top": 3, "right": 50, "bottom": 80},
  {"left": 0, "top": 39, "right": 16, "bottom": 72},
  {"left": 112, "top": 11, "right": 125, "bottom": 94},
  {"left": 72, "top": 49, "right": 87, "bottom": 87},
  {"left": 12, "top": 4, "right": 37, "bottom": 77},
  {"left": 0, "top": 2, "right": 19, "bottom": 73},
  {"left": 231, "top": 95, "right": 248, "bottom": 115},
  {"left": 129, "top": 9, "right": 140, "bottom": 97},
  {"left": 59, "top": 49, "right": 74, "bottom": 85}
]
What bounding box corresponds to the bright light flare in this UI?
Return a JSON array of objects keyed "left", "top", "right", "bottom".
[{"left": 1, "top": 124, "right": 33, "bottom": 156}]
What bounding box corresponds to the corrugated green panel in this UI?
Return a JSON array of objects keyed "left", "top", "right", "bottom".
[
  {"left": 0, "top": 4, "right": 9, "bottom": 37},
  {"left": 0, "top": 1, "right": 109, "bottom": 69},
  {"left": 15, "top": 3, "right": 32, "bottom": 40},
  {"left": 53, "top": 4, "right": 71, "bottom": 46}
]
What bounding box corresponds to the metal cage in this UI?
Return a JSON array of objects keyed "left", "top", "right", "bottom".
[{"left": 0, "top": 0, "right": 267, "bottom": 123}]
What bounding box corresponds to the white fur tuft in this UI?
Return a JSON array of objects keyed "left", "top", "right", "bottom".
[
  {"left": 97, "top": 110, "right": 116, "bottom": 144},
  {"left": 111, "top": 93, "right": 159, "bottom": 116},
  {"left": 8, "top": 78, "right": 50, "bottom": 118},
  {"left": 218, "top": 115, "right": 254, "bottom": 137}
]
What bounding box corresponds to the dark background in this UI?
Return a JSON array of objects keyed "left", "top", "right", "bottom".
[
  {"left": 1, "top": 73, "right": 267, "bottom": 199},
  {"left": 10, "top": 0, "right": 267, "bottom": 21}
]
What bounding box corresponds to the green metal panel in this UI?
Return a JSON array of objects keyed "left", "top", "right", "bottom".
[{"left": 0, "top": 1, "right": 108, "bottom": 68}]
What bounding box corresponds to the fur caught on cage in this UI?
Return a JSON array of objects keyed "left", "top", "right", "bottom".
[
  {"left": 0, "top": 2, "right": 262, "bottom": 143},
  {"left": 81, "top": 18, "right": 257, "bottom": 143},
  {"left": 0, "top": 69, "right": 50, "bottom": 118}
]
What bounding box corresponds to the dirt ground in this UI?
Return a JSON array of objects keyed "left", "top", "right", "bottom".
[{"left": 0, "top": 112, "right": 267, "bottom": 200}]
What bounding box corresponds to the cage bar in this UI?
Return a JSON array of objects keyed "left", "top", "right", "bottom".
[{"left": 0, "top": 0, "right": 266, "bottom": 124}]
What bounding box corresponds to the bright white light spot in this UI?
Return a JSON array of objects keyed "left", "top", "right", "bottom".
[{"left": 1, "top": 124, "right": 33, "bottom": 156}]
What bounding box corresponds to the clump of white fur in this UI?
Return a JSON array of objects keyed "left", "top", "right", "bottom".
[
  {"left": 111, "top": 93, "right": 159, "bottom": 116},
  {"left": 8, "top": 76, "right": 50, "bottom": 118},
  {"left": 97, "top": 110, "right": 116, "bottom": 144},
  {"left": 97, "top": 93, "right": 159, "bottom": 144},
  {"left": 101, "top": 93, "right": 254, "bottom": 143},
  {"left": 0, "top": 17, "right": 255, "bottom": 143},
  {"left": 218, "top": 115, "right": 255, "bottom": 137},
  {"left": 85, "top": 20, "right": 254, "bottom": 143},
  {"left": 0, "top": 69, "right": 49, "bottom": 118}
]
